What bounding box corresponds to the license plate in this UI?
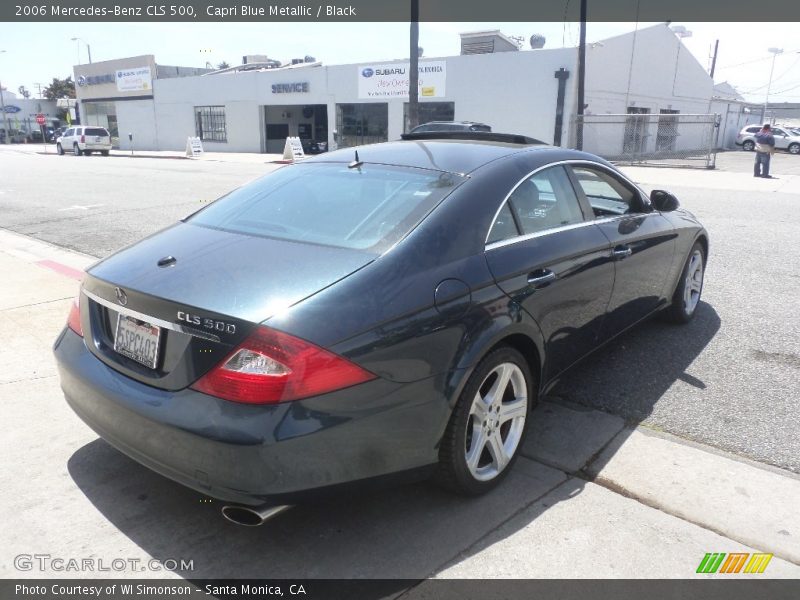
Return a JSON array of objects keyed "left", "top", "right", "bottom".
[
  {"left": 113, "top": 315, "right": 161, "bottom": 369},
  {"left": 95, "top": 137, "right": 101, "bottom": 142}
]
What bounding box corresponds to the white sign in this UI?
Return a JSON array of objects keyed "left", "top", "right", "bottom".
[
  {"left": 283, "top": 136, "right": 305, "bottom": 160},
  {"left": 358, "top": 61, "right": 447, "bottom": 99},
  {"left": 185, "top": 136, "right": 204, "bottom": 157},
  {"left": 116, "top": 66, "right": 153, "bottom": 92}
]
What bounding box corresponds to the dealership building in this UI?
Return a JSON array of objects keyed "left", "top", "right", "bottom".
[{"left": 72, "top": 24, "right": 719, "bottom": 154}]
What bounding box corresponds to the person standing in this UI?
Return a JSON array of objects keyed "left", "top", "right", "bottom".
[{"left": 754, "top": 124, "right": 776, "bottom": 178}]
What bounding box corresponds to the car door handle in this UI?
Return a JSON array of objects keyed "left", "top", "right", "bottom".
[
  {"left": 612, "top": 245, "right": 633, "bottom": 260},
  {"left": 527, "top": 269, "right": 557, "bottom": 287}
]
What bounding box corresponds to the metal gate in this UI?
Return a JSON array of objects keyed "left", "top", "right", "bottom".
[{"left": 571, "top": 113, "right": 721, "bottom": 169}]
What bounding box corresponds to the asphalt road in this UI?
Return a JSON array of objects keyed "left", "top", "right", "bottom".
[{"left": 1, "top": 145, "right": 798, "bottom": 474}]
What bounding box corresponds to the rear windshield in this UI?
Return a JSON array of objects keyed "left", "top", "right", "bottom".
[
  {"left": 187, "top": 163, "right": 463, "bottom": 252},
  {"left": 85, "top": 128, "right": 109, "bottom": 136}
]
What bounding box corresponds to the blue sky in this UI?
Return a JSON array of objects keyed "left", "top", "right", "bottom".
[{"left": 1, "top": 21, "right": 798, "bottom": 102}]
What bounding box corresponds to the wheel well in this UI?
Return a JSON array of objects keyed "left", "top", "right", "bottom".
[
  {"left": 695, "top": 234, "right": 709, "bottom": 259},
  {"left": 490, "top": 333, "right": 541, "bottom": 387}
]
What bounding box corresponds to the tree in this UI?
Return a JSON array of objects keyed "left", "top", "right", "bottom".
[
  {"left": 43, "top": 77, "right": 76, "bottom": 100},
  {"left": 18, "top": 86, "right": 31, "bottom": 99},
  {"left": 216, "top": 61, "right": 230, "bottom": 70}
]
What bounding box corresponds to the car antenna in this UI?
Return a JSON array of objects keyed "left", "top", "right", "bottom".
[{"left": 349, "top": 150, "right": 363, "bottom": 169}]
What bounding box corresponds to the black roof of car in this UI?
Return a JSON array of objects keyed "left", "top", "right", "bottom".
[{"left": 308, "top": 136, "right": 606, "bottom": 175}]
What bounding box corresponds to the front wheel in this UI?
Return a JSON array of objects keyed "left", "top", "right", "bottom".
[
  {"left": 742, "top": 140, "right": 755, "bottom": 151},
  {"left": 788, "top": 143, "right": 800, "bottom": 155},
  {"left": 662, "top": 242, "right": 705, "bottom": 324},
  {"left": 435, "top": 346, "right": 534, "bottom": 496}
]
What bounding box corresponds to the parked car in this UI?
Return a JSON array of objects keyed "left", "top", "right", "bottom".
[
  {"left": 300, "top": 138, "right": 327, "bottom": 154},
  {"left": 0, "top": 128, "right": 27, "bottom": 143},
  {"left": 27, "top": 129, "right": 44, "bottom": 143},
  {"left": 735, "top": 125, "right": 800, "bottom": 154},
  {"left": 54, "top": 131, "right": 708, "bottom": 526},
  {"left": 56, "top": 126, "right": 112, "bottom": 156},
  {"left": 409, "top": 121, "right": 492, "bottom": 134}
]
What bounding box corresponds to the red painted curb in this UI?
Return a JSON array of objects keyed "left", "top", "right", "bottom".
[{"left": 35, "top": 259, "right": 84, "bottom": 281}]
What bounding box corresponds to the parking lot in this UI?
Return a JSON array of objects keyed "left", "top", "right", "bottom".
[{"left": 1, "top": 144, "right": 799, "bottom": 581}]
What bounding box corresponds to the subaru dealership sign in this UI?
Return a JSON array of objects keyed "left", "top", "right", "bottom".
[
  {"left": 116, "top": 66, "right": 152, "bottom": 92},
  {"left": 358, "top": 61, "right": 447, "bottom": 99}
]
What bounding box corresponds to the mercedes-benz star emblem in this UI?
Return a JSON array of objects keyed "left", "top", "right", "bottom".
[{"left": 114, "top": 287, "right": 128, "bottom": 306}]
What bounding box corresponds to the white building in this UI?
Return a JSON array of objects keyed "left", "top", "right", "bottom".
[
  {"left": 72, "top": 23, "right": 717, "bottom": 156},
  {"left": 0, "top": 89, "right": 59, "bottom": 138}
]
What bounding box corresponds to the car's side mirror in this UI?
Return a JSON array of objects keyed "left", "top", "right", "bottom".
[{"left": 650, "top": 190, "right": 680, "bottom": 212}]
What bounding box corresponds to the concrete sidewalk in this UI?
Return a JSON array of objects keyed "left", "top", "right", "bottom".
[{"left": 1, "top": 228, "right": 798, "bottom": 579}]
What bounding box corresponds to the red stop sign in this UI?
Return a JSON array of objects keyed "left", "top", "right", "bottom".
[{"left": 36, "top": 114, "right": 46, "bottom": 125}]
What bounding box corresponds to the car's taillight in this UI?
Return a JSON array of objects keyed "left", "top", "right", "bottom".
[
  {"left": 80, "top": 135, "right": 85, "bottom": 143},
  {"left": 67, "top": 294, "right": 83, "bottom": 337},
  {"left": 191, "top": 326, "right": 376, "bottom": 404}
]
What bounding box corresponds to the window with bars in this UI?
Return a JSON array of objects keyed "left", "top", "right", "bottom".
[{"left": 195, "top": 106, "right": 227, "bottom": 142}]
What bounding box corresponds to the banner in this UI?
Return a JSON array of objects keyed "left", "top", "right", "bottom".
[
  {"left": 116, "top": 66, "right": 152, "bottom": 92},
  {"left": 358, "top": 61, "right": 446, "bottom": 99}
]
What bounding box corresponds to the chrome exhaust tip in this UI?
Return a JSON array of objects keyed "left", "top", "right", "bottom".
[{"left": 221, "top": 504, "right": 291, "bottom": 526}]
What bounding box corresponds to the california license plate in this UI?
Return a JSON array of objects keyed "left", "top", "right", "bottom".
[{"left": 114, "top": 315, "right": 161, "bottom": 369}]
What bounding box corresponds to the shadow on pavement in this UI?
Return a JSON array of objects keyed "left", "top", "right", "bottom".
[{"left": 67, "top": 302, "right": 720, "bottom": 581}]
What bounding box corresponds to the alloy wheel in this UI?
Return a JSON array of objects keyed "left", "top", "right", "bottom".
[
  {"left": 683, "top": 249, "right": 704, "bottom": 315},
  {"left": 465, "top": 362, "right": 528, "bottom": 481}
]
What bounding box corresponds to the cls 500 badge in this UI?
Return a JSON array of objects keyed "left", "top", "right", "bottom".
[{"left": 177, "top": 311, "right": 235, "bottom": 334}]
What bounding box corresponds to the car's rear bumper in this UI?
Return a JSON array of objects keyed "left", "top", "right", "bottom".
[
  {"left": 81, "top": 144, "right": 112, "bottom": 151},
  {"left": 54, "top": 328, "right": 446, "bottom": 505}
]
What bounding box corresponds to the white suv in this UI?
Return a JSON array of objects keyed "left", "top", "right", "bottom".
[
  {"left": 735, "top": 125, "right": 800, "bottom": 154},
  {"left": 56, "top": 126, "right": 112, "bottom": 156}
]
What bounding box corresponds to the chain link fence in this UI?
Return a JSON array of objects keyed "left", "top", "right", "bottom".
[{"left": 571, "top": 113, "right": 721, "bottom": 169}]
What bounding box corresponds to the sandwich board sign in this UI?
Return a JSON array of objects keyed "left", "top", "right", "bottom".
[
  {"left": 185, "top": 136, "right": 204, "bottom": 157},
  {"left": 283, "top": 136, "right": 305, "bottom": 160}
]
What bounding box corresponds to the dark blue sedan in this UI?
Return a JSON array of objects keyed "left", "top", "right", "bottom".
[{"left": 54, "top": 131, "right": 708, "bottom": 526}]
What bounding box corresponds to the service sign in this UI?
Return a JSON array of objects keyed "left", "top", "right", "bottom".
[
  {"left": 116, "top": 66, "right": 153, "bottom": 92},
  {"left": 358, "top": 61, "right": 446, "bottom": 99}
]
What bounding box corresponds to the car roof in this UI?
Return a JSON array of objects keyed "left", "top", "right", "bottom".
[{"left": 307, "top": 139, "right": 603, "bottom": 175}]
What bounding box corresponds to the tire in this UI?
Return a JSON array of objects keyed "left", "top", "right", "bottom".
[
  {"left": 435, "top": 346, "right": 535, "bottom": 496},
  {"left": 83, "top": 151, "right": 92, "bottom": 156},
  {"left": 101, "top": 150, "right": 110, "bottom": 156},
  {"left": 742, "top": 140, "right": 755, "bottom": 151},
  {"left": 56, "top": 143, "right": 64, "bottom": 155},
  {"left": 662, "top": 242, "right": 706, "bottom": 324},
  {"left": 73, "top": 143, "right": 82, "bottom": 156},
  {"left": 789, "top": 143, "right": 800, "bottom": 155}
]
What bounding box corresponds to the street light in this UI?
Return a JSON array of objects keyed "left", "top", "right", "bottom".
[
  {"left": 0, "top": 49, "right": 10, "bottom": 145},
  {"left": 761, "top": 47, "right": 783, "bottom": 123},
  {"left": 70, "top": 37, "right": 92, "bottom": 64}
]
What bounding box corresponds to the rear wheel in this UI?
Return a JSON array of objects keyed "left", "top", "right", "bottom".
[
  {"left": 436, "top": 346, "right": 534, "bottom": 495},
  {"left": 101, "top": 150, "right": 110, "bottom": 156},
  {"left": 662, "top": 242, "right": 705, "bottom": 324},
  {"left": 83, "top": 151, "right": 92, "bottom": 156},
  {"left": 789, "top": 143, "right": 800, "bottom": 155},
  {"left": 742, "top": 140, "right": 755, "bottom": 151},
  {"left": 73, "top": 143, "right": 82, "bottom": 156}
]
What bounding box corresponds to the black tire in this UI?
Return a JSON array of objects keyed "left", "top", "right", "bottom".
[
  {"left": 83, "top": 151, "right": 92, "bottom": 156},
  {"left": 661, "top": 242, "right": 706, "bottom": 324},
  {"left": 56, "top": 143, "right": 64, "bottom": 155},
  {"left": 101, "top": 150, "right": 110, "bottom": 156},
  {"left": 73, "top": 143, "right": 82, "bottom": 156},
  {"left": 788, "top": 143, "right": 800, "bottom": 155},
  {"left": 435, "top": 346, "right": 535, "bottom": 496},
  {"left": 742, "top": 140, "right": 755, "bottom": 151}
]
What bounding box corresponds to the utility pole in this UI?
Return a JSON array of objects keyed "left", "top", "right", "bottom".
[
  {"left": 709, "top": 40, "right": 719, "bottom": 79},
  {"left": 761, "top": 48, "right": 783, "bottom": 123},
  {"left": 575, "top": 0, "right": 587, "bottom": 150},
  {"left": 407, "top": 0, "right": 419, "bottom": 132}
]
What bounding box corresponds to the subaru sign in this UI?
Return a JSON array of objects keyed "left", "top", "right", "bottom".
[{"left": 361, "top": 68, "right": 374, "bottom": 78}]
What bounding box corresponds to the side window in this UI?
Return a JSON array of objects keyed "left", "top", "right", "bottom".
[
  {"left": 746, "top": 127, "right": 760, "bottom": 133},
  {"left": 487, "top": 202, "right": 519, "bottom": 244},
  {"left": 65, "top": 129, "right": 74, "bottom": 137},
  {"left": 570, "top": 166, "right": 641, "bottom": 217},
  {"left": 507, "top": 166, "right": 584, "bottom": 235}
]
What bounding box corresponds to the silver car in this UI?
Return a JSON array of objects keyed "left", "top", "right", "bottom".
[
  {"left": 735, "top": 125, "right": 800, "bottom": 154},
  {"left": 56, "top": 126, "right": 112, "bottom": 156}
]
